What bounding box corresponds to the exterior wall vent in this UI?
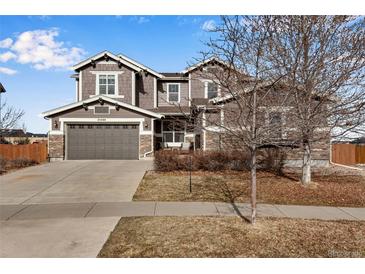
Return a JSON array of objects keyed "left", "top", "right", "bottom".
[{"left": 94, "top": 106, "right": 110, "bottom": 114}]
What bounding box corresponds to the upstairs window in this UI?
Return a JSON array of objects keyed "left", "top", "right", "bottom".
[
  {"left": 269, "top": 112, "right": 283, "bottom": 139},
  {"left": 206, "top": 82, "right": 218, "bottom": 99},
  {"left": 167, "top": 83, "right": 180, "bottom": 102},
  {"left": 98, "top": 74, "right": 115, "bottom": 95}
]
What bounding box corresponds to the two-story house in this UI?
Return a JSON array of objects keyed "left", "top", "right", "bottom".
[{"left": 42, "top": 50, "right": 330, "bottom": 166}]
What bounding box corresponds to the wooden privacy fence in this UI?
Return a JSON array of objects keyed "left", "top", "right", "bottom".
[
  {"left": 0, "top": 142, "right": 48, "bottom": 163},
  {"left": 332, "top": 143, "right": 365, "bottom": 165}
]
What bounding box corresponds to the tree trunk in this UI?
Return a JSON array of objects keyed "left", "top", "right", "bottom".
[
  {"left": 251, "top": 147, "right": 257, "bottom": 224},
  {"left": 301, "top": 142, "right": 311, "bottom": 186},
  {"left": 250, "top": 86, "right": 257, "bottom": 225}
]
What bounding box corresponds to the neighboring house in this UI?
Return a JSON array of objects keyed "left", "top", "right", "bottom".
[
  {"left": 42, "top": 50, "right": 330, "bottom": 166},
  {"left": 0, "top": 129, "right": 47, "bottom": 144}
]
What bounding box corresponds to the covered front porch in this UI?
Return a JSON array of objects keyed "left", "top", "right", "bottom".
[{"left": 153, "top": 116, "right": 201, "bottom": 152}]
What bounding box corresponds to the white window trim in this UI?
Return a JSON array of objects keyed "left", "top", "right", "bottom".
[
  {"left": 167, "top": 83, "right": 180, "bottom": 103},
  {"left": 204, "top": 80, "right": 220, "bottom": 99},
  {"left": 91, "top": 71, "right": 124, "bottom": 97},
  {"left": 96, "top": 74, "right": 118, "bottom": 96},
  {"left": 161, "top": 119, "right": 186, "bottom": 143}
]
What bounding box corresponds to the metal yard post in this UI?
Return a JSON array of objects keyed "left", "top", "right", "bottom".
[{"left": 189, "top": 154, "right": 192, "bottom": 193}]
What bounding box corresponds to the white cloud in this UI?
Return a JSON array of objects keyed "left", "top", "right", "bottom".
[
  {"left": 39, "top": 15, "right": 51, "bottom": 21},
  {"left": 202, "top": 20, "right": 216, "bottom": 31},
  {"left": 0, "top": 28, "right": 85, "bottom": 70},
  {"left": 0, "top": 66, "right": 17, "bottom": 75},
  {"left": 0, "top": 51, "right": 16, "bottom": 62},
  {"left": 177, "top": 16, "right": 202, "bottom": 26},
  {"left": 0, "top": 38, "right": 13, "bottom": 48},
  {"left": 131, "top": 16, "right": 150, "bottom": 24}
]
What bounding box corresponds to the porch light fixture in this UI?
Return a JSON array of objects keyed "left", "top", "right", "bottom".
[
  {"left": 99, "top": 98, "right": 104, "bottom": 105},
  {"left": 82, "top": 103, "right": 88, "bottom": 111},
  {"left": 144, "top": 122, "right": 148, "bottom": 128},
  {"left": 54, "top": 120, "right": 58, "bottom": 129},
  {"left": 115, "top": 105, "right": 120, "bottom": 111}
]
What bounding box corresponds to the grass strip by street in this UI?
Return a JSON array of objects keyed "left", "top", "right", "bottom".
[{"left": 98, "top": 216, "right": 365, "bottom": 258}]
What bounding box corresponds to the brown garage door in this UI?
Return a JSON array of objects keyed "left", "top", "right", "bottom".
[{"left": 66, "top": 124, "right": 139, "bottom": 160}]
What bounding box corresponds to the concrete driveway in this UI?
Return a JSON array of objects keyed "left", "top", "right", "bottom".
[
  {"left": 0, "top": 160, "right": 152, "bottom": 257},
  {"left": 0, "top": 160, "right": 152, "bottom": 204}
]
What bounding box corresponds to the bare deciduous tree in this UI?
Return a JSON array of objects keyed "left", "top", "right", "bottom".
[
  {"left": 0, "top": 100, "right": 25, "bottom": 130},
  {"left": 168, "top": 15, "right": 365, "bottom": 223},
  {"left": 188, "top": 16, "right": 293, "bottom": 224},
  {"left": 265, "top": 16, "right": 365, "bottom": 185}
]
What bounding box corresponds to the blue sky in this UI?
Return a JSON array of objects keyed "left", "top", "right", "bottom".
[{"left": 0, "top": 15, "right": 219, "bottom": 133}]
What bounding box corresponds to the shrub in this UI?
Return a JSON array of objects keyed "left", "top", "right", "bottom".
[
  {"left": 154, "top": 151, "right": 180, "bottom": 172},
  {"left": 0, "top": 137, "right": 11, "bottom": 144},
  {"left": 154, "top": 150, "right": 251, "bottom": 172},
  {"left": 16, "top": 137, "right": 30, "bottom": 145},
  {"left": 258, "top": 147, "right": 286, "bottom": 175},
  {"left": 10, "top": 158, "right": 38, "bottom": 169}
]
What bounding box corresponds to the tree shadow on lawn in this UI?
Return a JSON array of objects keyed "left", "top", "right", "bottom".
[{"left": 205, "top": 175, "right": 252, "bottom": 223}]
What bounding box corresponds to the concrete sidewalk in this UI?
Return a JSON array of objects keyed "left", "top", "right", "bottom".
[{"left": 1, "top": 202, "right": 364, "bottom": 221}]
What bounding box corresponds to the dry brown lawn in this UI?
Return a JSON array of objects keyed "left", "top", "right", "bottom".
[
  {"left": 98, "top": 216, "right": 365, "bottom": 258},
  {"left": 133, "top": 170, "right": 365, "bottom": 207}
]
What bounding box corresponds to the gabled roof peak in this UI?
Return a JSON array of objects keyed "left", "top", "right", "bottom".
[
  {"left": 72, "top": 50, "right": 142, "bottom": 72},
  {"left": 42, "top": 95, "right": 163, "bottom": 119},
  {"left": 72, "top": 50, "right": 164, "bottom": 78},
  {"left": 182, "top": 56, "right": 230, "bottom": 74}
]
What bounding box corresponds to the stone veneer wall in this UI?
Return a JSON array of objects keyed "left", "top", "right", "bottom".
[
  {"left": 283, "top": 140, "right": 330, "bottom": 167},
  {"left": 140, "top": 134, "right": 153, "bottom": 157},
  {"left": 204, "top": 130, "right": 221, "bottom": 150},
  {"left": 49, "top": 134, "right": 64, "bottom": 161}
]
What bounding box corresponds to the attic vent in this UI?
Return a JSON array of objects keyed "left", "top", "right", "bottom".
[{"left": 94, "top": 106, "right": 109, "bottom": 114}]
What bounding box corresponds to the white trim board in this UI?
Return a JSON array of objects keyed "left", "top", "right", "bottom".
[
  {"left": 42, "top": 95, "right": 163, "bottom": 119},
  {"left": 182, "top": 57, "right": 230, "bottom": 74},
  {"left": 188, "top": 73, "right": 191, "bottom": 107},
  {"left": 132, "top": 71, "right": 136, "bottom": 106},
  {"left": 58, "top": 117, "right": 148, "bottom": 134},
  {"left": 118, "top": 53, "right": 164, "bottom": 79},
  {"left": 153, "top": 77, "right": 157, "bottom": 108},
  {"left": 72, "top": 51, "right": 141, "bottom": 72},
  {"left": 79, "top": 71, "right": 83, "bottom": 101}
]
